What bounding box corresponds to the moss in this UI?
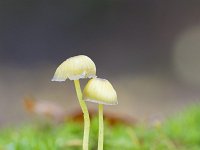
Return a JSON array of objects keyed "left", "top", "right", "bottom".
[{"left": 1, "top": 104, "right": 200, "bottom": 150}]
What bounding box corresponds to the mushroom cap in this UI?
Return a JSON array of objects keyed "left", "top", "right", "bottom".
[
  {"left": 52, "top": 55, "right": 96, "bottom": 81},
  {"left": 83, "top": 78, "right": 118, "bottom": 105}
]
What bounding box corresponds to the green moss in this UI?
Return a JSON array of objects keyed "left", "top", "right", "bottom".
[{"left": 1, "top": 104, "right": 200, "bottom": 150}]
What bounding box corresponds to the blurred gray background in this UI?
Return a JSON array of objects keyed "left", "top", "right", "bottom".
[{"left": 1, "top": 0, "right": 200, "bottom": 126}]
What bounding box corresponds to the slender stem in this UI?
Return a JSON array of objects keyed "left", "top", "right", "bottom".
[
  {"left": 74, "top": 80, "right": 90, "bottom": 150},
  {"left": 98, "top": 104, "right": 104, "bottom": 150}
]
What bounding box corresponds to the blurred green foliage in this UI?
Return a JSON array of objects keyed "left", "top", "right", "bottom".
[{"left": 1, "top": 104, "right": 200, "bottom": 150}]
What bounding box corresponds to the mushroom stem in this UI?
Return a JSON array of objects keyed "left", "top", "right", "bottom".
[
  {"left": 98, "top": 104, "right": 104, "bottom": 150},
  {"left": 74, "top": 80, "right": 90, "bottom": 150}
]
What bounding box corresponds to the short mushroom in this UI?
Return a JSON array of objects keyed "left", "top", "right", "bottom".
[
  {"left": 52, "top": 55, "right": 96, "bottom": 150},
  {"left": 83, "top": 78, "right": 118, "bottom": 150}
]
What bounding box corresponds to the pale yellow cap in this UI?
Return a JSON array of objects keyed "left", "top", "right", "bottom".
[
  {"left": 83, "top": 78, "right": 118, "bottom": 105},
  {"left": 52, "top": 55, "right": 96, "bottom": 81}
]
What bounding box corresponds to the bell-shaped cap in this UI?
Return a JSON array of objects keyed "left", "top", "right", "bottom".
[
  {"left": 83, "top": 78, "right": 118, "bottom": 105},
  {"left": 52, "top": 55, "right": 96, "bottom": 81}
]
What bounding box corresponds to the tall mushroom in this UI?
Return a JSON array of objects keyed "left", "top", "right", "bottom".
[
  {"left": 83, "top": 78, "right": 118, "bottom": 150},
  {"left": 52, "top": 55, "right": 96, "bottom": 150}
]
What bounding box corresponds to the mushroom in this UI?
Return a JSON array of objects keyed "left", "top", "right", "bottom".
[
  {"left": 52, "top": 55, "right": 96, "bottom": 150},
  {"left": 83, "top": 78, "right": 118, "bottom": 150}
]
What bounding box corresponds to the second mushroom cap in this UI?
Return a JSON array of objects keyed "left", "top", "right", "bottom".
[{"left": 83, "top": 78, "right": 118, "bottom": 105}]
